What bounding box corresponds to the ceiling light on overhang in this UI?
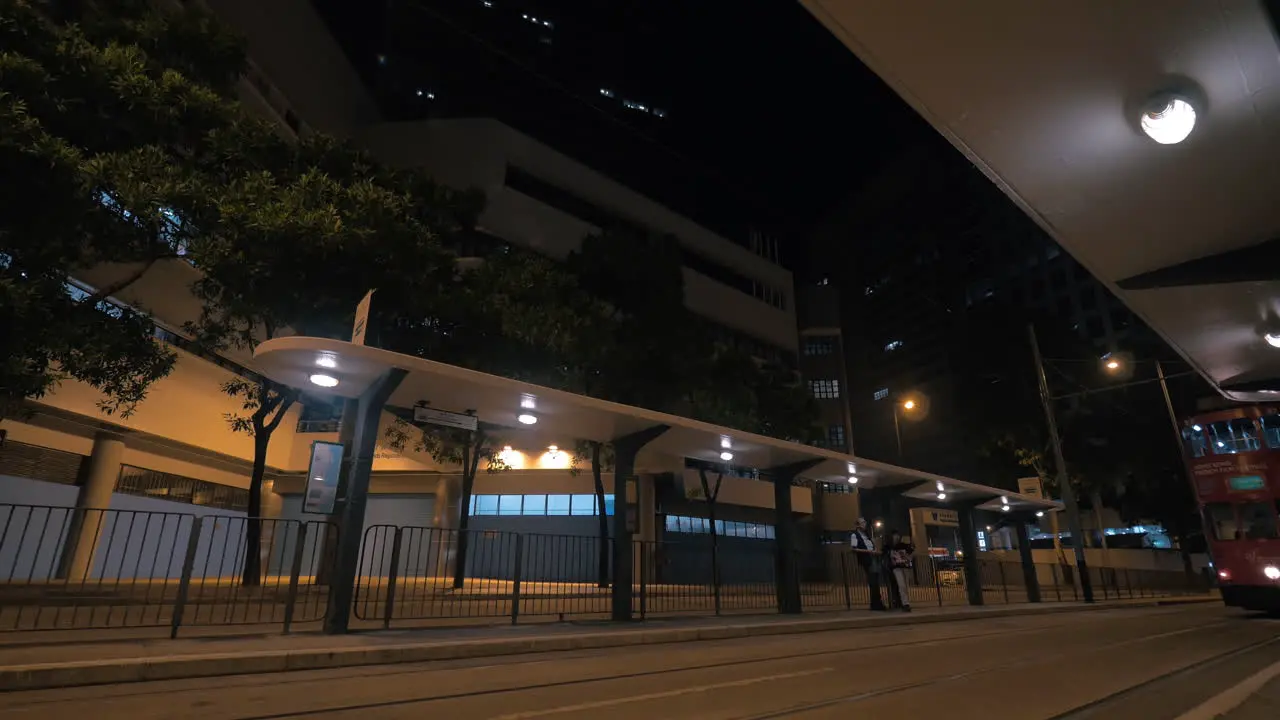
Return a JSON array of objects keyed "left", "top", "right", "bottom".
[{"left": 1140, "top": 95, "right": 1196, "bottom": 145}]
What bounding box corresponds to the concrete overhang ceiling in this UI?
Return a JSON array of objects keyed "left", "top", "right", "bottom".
[{"left": 801, "top": 0, "right": 1280, "bottom": 402}]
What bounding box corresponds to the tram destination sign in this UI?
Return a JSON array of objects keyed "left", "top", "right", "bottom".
[{"left": 1228, "top": 475, "right": 1266, "bottom": 492}]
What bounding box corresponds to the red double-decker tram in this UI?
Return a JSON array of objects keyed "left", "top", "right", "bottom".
[{"left": 1183, "top": 405, "right": 1280, "bottom": 613}]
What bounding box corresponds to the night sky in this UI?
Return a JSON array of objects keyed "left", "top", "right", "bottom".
[{"left": 313, "top": 0, "right": 936, "bottom": 264}]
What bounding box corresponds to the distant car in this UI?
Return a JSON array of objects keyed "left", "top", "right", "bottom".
[{"left": 934, "top": 561, "right": 965, "bottom": 587}]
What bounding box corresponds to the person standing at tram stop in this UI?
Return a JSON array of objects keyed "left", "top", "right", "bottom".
[
  {"left": 850, "top": 518, "right": 887, "bottom": 611},
  {"left": 885, "top": 530, "right": 915, "bottom": 612}
]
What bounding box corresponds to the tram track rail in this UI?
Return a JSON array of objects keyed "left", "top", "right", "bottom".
[{"left": 212, "top": 607, "right": 1223, "bottom": 719}]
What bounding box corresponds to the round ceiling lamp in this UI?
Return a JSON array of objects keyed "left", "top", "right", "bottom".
[{"left": 1140, "top": 95, "right": 1196, "bottom": 145}]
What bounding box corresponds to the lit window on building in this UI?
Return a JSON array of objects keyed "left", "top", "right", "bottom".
[
  {"left": 600, "top": 88, "right": 615, "bottom": 98},
  {"left": 804, "top": 336, "right": 836, "bottom": 356},
  {"left": 827, "top": 425, "right": 846, "bottom": 449},
  {"left": 809, "top": 379, "right": 840, "bottom": 399},
  {"left": 884, "top": 340, "right": 903, "bottom": 352},
  {"left": 665, "top": 515, "right": 774, "bottom": 539},
  {"left": 873, "top": 388, "right": 890, "bottom": 401},
  {"left": 470, "top": 493, "right": 613, "bottom": 516},
  {"left": 522, "top": 13, "right": 553, "bottom": 29}
]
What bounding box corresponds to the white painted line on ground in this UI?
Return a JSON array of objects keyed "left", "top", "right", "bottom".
[
  {"left": 1173, "top": 658, "right": 1280, "bottom": 720},
  {"left": 487, "top": 667, "right": 835, "bottom": 719}
]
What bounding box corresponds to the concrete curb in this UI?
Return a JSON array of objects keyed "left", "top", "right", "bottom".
[{"left": 0, "top": 596, "right": 1218, "bottom": 692}]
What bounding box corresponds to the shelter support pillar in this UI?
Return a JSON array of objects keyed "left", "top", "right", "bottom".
[
  {"left": 767, "top": 460, "right": 823, "bottom": 615},
  {"left": 323, "top": 369, "right": 407, "bottom": 634},
  {"left": 1015, "top": 516, "right": 1042, "bottom": 603},
  {"left": 957, "top": 503, "right": 984, "bottom": 606},
  {"left": 610, "top": 425, "right": 669, "bottom": 622},
  {"left": 59, "top": 430, "right": 125, "bottom": 581}
]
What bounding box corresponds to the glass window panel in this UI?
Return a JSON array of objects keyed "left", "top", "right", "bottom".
[
  {"left": 1240, "top": 503, "right": 1279, "bottom": 540},
  {"left": 1203, "top": 503, "right": 1239, "bottom": 541},
  {"left": 473, "top": 495, "right": 499, "bottom": 516},
  {"left": 713, "top": 520, "right": 726, "bottom": 536},
  {"left": 523, "top": 494, "right": 547, "bottom": 516},
  {"left": 546, "top": 494, "right": 571, "bottom": 516},
  {"left": 664, "top": 515, "right": 678, "bottom": 533},
  {"left": 497, "top": 495, "right": 523, "bottom": 516},
  {"left": 1261, "top": 415, "right": 1280, "bottom": 449},
  {"left": 1209, "top": 418, "right": 1261, "bottom": 455},
  {"left": 1182, "top": 426, "right": 1208, "bottom": 458},
  {"left": 570, "top": 494, "right": 596, "bottom": 516},
  {"left": 603, "top": 495, "right": 616, "bottom": 516}
]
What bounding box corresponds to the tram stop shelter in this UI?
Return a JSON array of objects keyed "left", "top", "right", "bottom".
[
  {"left": 253, "top": 336, "right": 1062, "bottom": 632},
  {"left": 799, "top": 0, "right": 1280, "bottom": 402}
]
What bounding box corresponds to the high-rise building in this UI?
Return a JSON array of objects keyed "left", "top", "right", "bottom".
[{"left": 813, "top": 143, "right": 1159, "bottom": 476}]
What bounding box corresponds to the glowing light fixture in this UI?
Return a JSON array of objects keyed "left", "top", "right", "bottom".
[
  {"left": 935, "top": 481, "right": 945, "bottom": 493},
  {"left": 847, "top": 462, "right": 857, "bottom": 475},
  {"left": 937, "top": 492, "right": 947, "bottom": 501},
  {"left": 309, "top": 374, "right": 339, "bottom": 388},
  {"left": 1266, "top": 333, "right": 1280, "bottom": 349},
  {"left": 720, "top": 436, "right": 732, "bottom": 449},
  {"left": 1105, "top": 359, "right": 1120, "bottom": 370},
  {"left": 503, "top": 445, "right": 513, "bottom": 453},
  {"left": 847, "top": 476, "right": 858, "bottom": 485},
  {"left": 1141, "top": 96, "right": 1197, "bottom": 145},
  {"left": 720, "top": 451, "right": 734, "bottom": 462},
  {"left": 315, "top": 353, "right": 338, "bottom": 369},
  {"left": 1036, "top": 511, "right": 1045, "bottom": 518},
  {"left": 520, "top": 394, "right": 537, "bottom": 409},
  {"left": 517, "top": 413, "right": 538, "bottom": 425},
  {"left": 903, "top": 399, "right": 916, "bottom": 410},
  {"left": 1192, "top": 424, "right": 1202, "bottom": 432},
  {"left": 1001, "top": 505, "right": 1011, "bottom": 512},
  {"left": 1265, "top": 565, "right": 1280, "bottom": 581}
]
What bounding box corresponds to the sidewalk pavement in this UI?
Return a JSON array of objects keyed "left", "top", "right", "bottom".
[{"left": 0, "top": 595, "right": 1218, "bottom": 692}]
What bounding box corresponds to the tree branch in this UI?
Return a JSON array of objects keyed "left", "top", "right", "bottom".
[{"left": 264, "top": 388, "right": 297, "bottom": 435}]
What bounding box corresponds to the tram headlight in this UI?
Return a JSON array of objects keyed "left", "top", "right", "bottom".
[{"left": 1264, "top": 565, "right": 1280, "bottom": 581}]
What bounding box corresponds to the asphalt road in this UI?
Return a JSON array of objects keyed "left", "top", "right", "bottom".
[{"left": 2, "top": 604, "right": 1277, "bottom": 720}]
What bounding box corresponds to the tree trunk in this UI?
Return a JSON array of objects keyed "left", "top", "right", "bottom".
[
  {"left": 591, "top": 442, "right": 610, "bottom": 588},
  {"left": 699, "top": 469, "right": 723, "bottom": 610},
  {"left": 452, "top": 436, "right": 476, "bottom": 590},
  {"left": 242, "top": 432, "right": 269, "bottom": 587}
]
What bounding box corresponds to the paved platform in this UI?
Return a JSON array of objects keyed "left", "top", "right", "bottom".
[
  {"left": 0, "top": 595, "right": 1216, "bottom": 692},
  {"left": 0, "top": 602, "right": 1269, "bottom": 720}
]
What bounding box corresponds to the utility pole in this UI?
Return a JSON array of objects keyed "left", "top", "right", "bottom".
[
  {"left": 893, "top": 405, "right": 904, "bottom": 460},
  {"left": 1028, "top": 325, "right": 1094, "bottom": 602},
  {"left": 1157, "top": 361, "right": 1185, "bottom": 455}
]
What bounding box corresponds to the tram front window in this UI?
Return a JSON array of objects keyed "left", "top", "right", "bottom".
[{"left": 1208, "top": 418, "right": 1262, "bottom": 455}]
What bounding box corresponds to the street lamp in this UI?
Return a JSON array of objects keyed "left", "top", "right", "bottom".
[{"left": 893, "top": 395, "right": 922, "bottom": 460}]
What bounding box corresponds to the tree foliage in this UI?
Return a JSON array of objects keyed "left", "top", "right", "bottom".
[{"left": 0, "top": 0, "right": 247, "bottom": 417}]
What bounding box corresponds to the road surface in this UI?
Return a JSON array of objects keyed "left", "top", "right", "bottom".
[{"left": 2, "top": 604, "right": 1278, "bottom": 719}]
